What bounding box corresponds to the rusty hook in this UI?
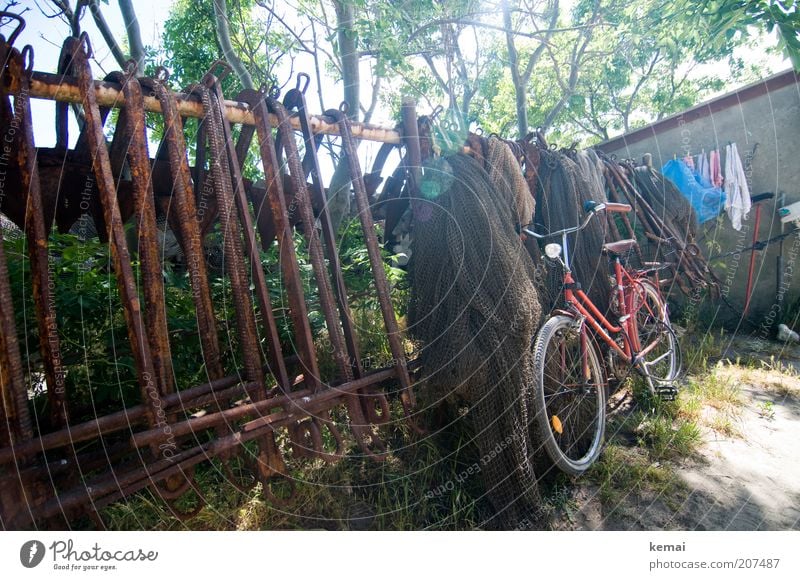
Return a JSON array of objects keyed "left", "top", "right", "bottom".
[
  {"left": 363, "top": 392, "right": 391, "bottom": 426},
  {"left": 288, "top": 419, "right": 322, "bottom": 459},
  {"left": 257, "top": 83, "right": 279, "bottom": 99},
  {"left": 155, "top": 466, "right": 197, "bottom": 500},
  {"left": 20, "top": 44, "right": 33, "bottom": 73},
  {"left": 0, "top": 11, "right": 25, "bottom": 47},
  {"left": 78, "top": 31, "right": 93, "bottom": 58},
  {"left": 315, "top": 417, "right": 345, "bottom": 463},
  {"left": 295, "top": 72, "right": 310, "bottom": 94},
  {"left": 154, "top": 65, "right": 170, "bottom": 83},
  {"left": 203, "top": 59, "right": 232, "bottom": 84},
  {"left": 124, "top": 58, "right": 138, "bottom": 76}
]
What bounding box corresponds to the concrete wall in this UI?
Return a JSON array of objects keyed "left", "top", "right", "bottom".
[{"left": 597, "top": 71, "right": 800, "bottom": 331}]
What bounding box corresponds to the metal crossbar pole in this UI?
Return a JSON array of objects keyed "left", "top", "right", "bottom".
[{"left": 23, "top": 71, "right": 404, "bottom": 144}]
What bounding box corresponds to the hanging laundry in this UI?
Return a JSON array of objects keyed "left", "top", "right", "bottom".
[
  {"left": 695, "top": 150, "right": 711, "bottom": 187},
  {"left": 709, "top": 149, "right": 723, "bottom": 188},
  {"left": 724, "top": 142, "right": 751, "bottom": 231},
  {"left": 662, "top": 159, "right": 726, "bottom": 224},
  {"left": 683, "top": 154, "right": 695, "bottom": 170}
]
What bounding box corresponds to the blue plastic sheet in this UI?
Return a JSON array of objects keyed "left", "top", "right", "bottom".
[{"left": 661, "top": 159, "right": 726, "bottom": 224}]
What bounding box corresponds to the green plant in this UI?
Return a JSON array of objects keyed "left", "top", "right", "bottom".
[{"left": 757, "top": 400, "right": 776, "bottom": 421}]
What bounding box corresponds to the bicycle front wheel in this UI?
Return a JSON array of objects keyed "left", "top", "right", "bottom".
[
  {"left": 531, "top": 315, "right": 606, "bottom": 476},
  {"left": 633, "top": 280, "right": 680, "bottom": 393}
]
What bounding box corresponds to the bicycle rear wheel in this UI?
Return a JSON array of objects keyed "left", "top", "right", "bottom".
[
  {"left": 633, "top": 280, "right": 681, "bottom": 393},
  {"left": 531, "top": 315, "right": 606, "bottom": 476}
]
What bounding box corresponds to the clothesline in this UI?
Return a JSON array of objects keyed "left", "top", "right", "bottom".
[{"left": 665, "top": 142, "right": 753, "bottom": 231}]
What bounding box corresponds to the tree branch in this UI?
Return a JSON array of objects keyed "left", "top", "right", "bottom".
[
  {"left": 118, "top": 0, "right": 144, "bottom": 71},
  {"left": 622, "top": 48, "right": 662, "bottom": 132},
  {"left": 87, "top": 0, "right": 127, "bottom": 69},
  {"left": 542, "top": 1, "right": 599, "bottom": 129},
  {"left": 409, "top": 15, "right": 609, "bottom": 43},
  {"left": 212, "top": 0, "right": 254, "bottom": 89},
  {"left": 332, "top": 0, "right": 359, "bottom": 120}
]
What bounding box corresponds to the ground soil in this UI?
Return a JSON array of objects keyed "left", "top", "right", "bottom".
[{"left": 552, "top": 334, "right": 800, "bottom": 531}]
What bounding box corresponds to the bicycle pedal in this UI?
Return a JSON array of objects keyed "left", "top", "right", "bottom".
[{"left": 656, "top": 386, "right": 678, "bottom": 401}]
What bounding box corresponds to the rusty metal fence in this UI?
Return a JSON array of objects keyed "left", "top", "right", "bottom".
[{"left": 0, "top": 15, "right": 423, "bottom": 529}]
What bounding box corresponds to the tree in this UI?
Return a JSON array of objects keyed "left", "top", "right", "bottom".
[
  {"left": 213, "top": 0, "right": 255, "bottom": 89},
  {"left": 668, "top": 0, "right": 800, "bottom": 69},
  {"left": 34, "top": 0, "right": 784, "bottom": 146},
  {"left": 502, "top": 0, "right": 559, "bottom": 137}
]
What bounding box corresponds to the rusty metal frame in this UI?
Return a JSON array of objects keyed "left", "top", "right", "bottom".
[{"left": 0, "top": 26, "right": 422, "bottom": 528}]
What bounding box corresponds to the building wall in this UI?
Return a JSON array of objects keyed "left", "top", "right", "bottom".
[{"left": 597, "top": 72, "right": 800, "bottom": 331}]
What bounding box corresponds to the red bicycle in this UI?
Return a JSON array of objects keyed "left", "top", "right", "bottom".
[{"left": 523, "top": 200, "right": 681, "bottom": 475}]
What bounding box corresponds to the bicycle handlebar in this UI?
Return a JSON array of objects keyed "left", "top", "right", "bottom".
[{"left": 522, "top": 201, "right": 632, "bottom": 240}]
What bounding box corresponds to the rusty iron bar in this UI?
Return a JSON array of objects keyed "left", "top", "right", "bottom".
[
  {"left": 195, "top": 73, "right": 290, "bottom": 487},
  {"left": 243, "top": 88, "right": 352, "bottom": 461},
  {"left": 269, "top": 99, "right": 352, "bottom": 383},
  {"left": 269, "top": 98, "right": 387, "bottom": 458},
  {"left": 191, "top": 80, "right": 266, "bottom": 393},
  {"left": 132, "top": 366, "right": 396, "bottom": 449},
  {"left": 146, "top": 73, "right": 224, "bottom": 380},
  {"left": 23, "top": 70, "right": 403, "bottom": 144},
  {"left": 240, "top": 88, "right": 321, "bottom": 391},
  {"left": 33, "top": 366, "right": 396, "bottom": 523},
  {"left": 6, "top": 43, "right": 69, "bottom": 428},
  {"left": 0, "top": 227, "right": 32, "bottom": 445},
  {"left": 68, "top": 36, "right": 168, "bottom": 437},
  {"left": 0, "top": 374, "right": 260, "bottom": 466},
  {"left": 283, "top": 84, "right": 364, "bottom": 380},
  {"left": 118, "top": 64, "right": 176, "bottom": 399},
  {"left": 204, "top": 73, "right": 290, "bottom": 393},
  {"left": 0, "top": 40, "right": 34, "bottom": 445},
  {"left": 327, "top": 107, "right": 417, "bottom": 414}
]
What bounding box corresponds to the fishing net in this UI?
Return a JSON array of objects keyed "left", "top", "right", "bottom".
[
  {"left": 575, "top": 149, "right": 608, "bottom": 202},
  {"left": 534, "top": 148, "right": 612, "bottom": 314},
  {"left": 632, "top": 165, "right": 699, "bottom": 245},
  {"left": 408, "top": 153, "right": 545, "bottom": 529},
  {"left": 486, "top": 137, "right": 535, "bottom": 227}
]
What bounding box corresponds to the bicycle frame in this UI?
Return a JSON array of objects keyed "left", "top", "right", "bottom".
[
  {"left": 523, "top": 201, "right": 667, "bottom": 375},
  {"left": 562, "top": 259, "right": 663, "bottom": 367}
]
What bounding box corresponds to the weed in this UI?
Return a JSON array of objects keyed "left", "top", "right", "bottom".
[
  {"left": 589, "top": 444, "right": 683, "bottom": 506},
  {"left": 634, "top": 412, "right": 701, "bottom": 459},
  {"left": 707, "top": 414, "right": 740, "bottom": 437},
  {"left": 757, "top": 401, "right": 776, "bottom": 421}
]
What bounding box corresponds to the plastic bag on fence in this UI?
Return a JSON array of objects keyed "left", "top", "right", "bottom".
[{"left": 661, "top": 159, "right": 726, "bottom": 224}]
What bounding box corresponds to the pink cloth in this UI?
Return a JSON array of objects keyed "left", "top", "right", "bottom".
[
  {"left": 683, "top": 155, "right": 695, "bottom": 169},
  {"left": 709, "top": 149, "right": 723, "bottom": 188}
]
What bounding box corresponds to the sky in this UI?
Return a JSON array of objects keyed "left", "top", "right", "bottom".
[{"left": 15, "top": 1, "right": 175, "bottom": 146}]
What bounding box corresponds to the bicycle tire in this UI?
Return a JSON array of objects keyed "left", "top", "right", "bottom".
[
  {"left": 531, "top": 315, "right": 606, "bottom": 476},
  {"left": 633, "top": 280, "right": 681, "bottom": 393}
]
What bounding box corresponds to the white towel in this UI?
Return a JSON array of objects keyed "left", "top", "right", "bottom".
[
  {"left": 697, "top": 150, "right": 710, "bottom": 187},
  {"left": 724, "top": 143, "right": 751, "bottom": 231}
]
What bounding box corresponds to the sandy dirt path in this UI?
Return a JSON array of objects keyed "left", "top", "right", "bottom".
[{"left": 555, "top": 336, "right": 800, "bottom": 531}]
